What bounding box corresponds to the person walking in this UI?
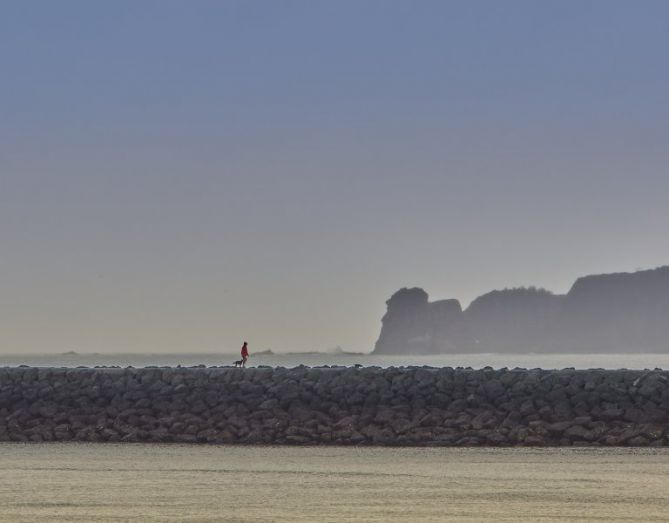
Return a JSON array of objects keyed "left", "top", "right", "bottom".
[{"left": 241, "top": 341, "right": 249, "bottom": 367}]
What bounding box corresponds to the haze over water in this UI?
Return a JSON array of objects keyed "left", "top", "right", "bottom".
[
  {"left": 4, "top": 352, "right": 669, "bottom": 370},
  {"left": 3, "top": 0, "right": 669, "bottom": 355}
]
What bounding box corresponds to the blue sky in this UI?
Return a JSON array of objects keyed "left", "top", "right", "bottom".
[{"left": 2, "top": 0, "right": 668, "bottom": 352}]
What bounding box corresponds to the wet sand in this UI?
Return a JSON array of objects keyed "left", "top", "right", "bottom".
[{"left": 1, "top": 443, "right": 668, "bottom": 522}]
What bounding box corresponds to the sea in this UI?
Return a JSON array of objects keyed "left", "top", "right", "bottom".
[{"left": 3, "top": 351, "right": 669, "bottom": 370}]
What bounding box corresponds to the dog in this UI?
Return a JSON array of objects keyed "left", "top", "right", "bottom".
[{"left": 233, "top": 359, "right": 244, "bottom": 367}]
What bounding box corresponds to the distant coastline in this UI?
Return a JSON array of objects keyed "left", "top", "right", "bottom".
[{"left": 374, "top": 266, "right": 669, "bottom": 355}]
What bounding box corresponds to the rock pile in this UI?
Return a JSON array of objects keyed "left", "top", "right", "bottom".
[{"left": 1, "top": 366, "right": 669, "bottom": 446}]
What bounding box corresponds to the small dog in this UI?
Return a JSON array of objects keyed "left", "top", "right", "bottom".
[{"left": 233, "top": 359, "right": 244, "bottom": 367}]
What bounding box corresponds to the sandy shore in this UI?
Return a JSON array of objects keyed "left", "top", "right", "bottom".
[{"left": 1, "top": 443, "right": 668, "bottom": 522}]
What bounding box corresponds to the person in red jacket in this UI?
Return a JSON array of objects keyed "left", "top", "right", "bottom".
[{"left": 241, "top": 341, "right": 249, "bottom": 367}]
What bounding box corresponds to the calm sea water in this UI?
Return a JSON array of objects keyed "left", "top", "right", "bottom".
[
  {"left": 1, "top": 444, "right": 668, "bottom": 522},
  {"left": 3, "top": 352, "right": 669, "bottom": 369}
]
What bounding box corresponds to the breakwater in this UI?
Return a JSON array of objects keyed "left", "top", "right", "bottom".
[{"left": 1, "top": 366, "right": 668, "bottom": 446}]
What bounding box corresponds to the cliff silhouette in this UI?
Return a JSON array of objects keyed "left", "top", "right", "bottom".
[{"left": 373, "top": 266, "right": 669, "bottom": 354}]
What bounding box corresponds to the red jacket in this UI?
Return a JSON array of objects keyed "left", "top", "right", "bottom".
[{"left": 241, "top": 344, "right": 249, "bottom": 358}]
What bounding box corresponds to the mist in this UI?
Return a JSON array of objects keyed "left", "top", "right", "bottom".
[{"left": 2, "top": 1, "right": 669, "bottom": 353}]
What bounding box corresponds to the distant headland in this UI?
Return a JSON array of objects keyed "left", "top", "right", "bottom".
[{"left": 373, "top": 266, "right": 669, "bottom": 354}]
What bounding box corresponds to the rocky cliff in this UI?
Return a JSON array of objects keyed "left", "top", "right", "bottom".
[
  {"left": 374, "top": 266, "right": 669, "bottom": 354},
  {"left": 373, "top": 288, "right": 466, "bottom": 354},
  {"left": 549, "top": 266, "right": 669, "bottom": 352}
]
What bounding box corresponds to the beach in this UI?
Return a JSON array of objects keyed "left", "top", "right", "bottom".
[{"left": 1, "top": 443, "right": 668, "bottom": 522}]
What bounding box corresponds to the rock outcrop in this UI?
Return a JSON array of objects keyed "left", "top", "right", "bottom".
[
  {"left": 374, "top": 266, "right": 669, "bottom": 354},
  {"left": 2, "top": 366, "right": 669, "bottom": 446},
  {"left": 466, "top": 288, "right": 565, "bottom": 352},
  {"left": 549, "top": 267, "right": 669, "bottom": 352},
  {"left": 373, "top": 288, "right": 466, "bottom": 354}
]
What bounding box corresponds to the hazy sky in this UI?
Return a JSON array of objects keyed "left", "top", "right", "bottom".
[{"left": 2, "top": 0, "right": 668, "bottom": 353}]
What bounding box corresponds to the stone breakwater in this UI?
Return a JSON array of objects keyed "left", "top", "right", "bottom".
[{"left": 1, "top": 366, "right": 669, "bottom": 446}]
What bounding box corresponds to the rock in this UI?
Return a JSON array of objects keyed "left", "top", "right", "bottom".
[
  {"left": 564, "top": 425, "right": 590, "bottom": 441},
  {"left": 546, "top": 421, "right": 572, "bottom": 436},
  {"left": 623, "top": 408, "right": 647, "bottom": 423},
  {"left": 627, "top": 436, "right": 650, "bottom": 446},
  {"left": 1, "top": 366, "right": 669, "bottom": 447},
  {"left": 373, "top": 267, "right": 669, "bottom": 354},
  {"left": 349, "top": 431, "right": 366, "bottom": 444},
  {"left": 485, "top": 431, "right": 508, "bottom": 445},
  {"left": 466, "top": 288, "right": 564, "bottom": 353},
  {"left": 373, "top": 288, "right": 466, "bottom": 355},
  {"left": 600, "top": 408, "right": 624, "bottom": 421}
]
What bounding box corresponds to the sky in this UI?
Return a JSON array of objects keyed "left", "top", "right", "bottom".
[{"left": 1, "top": 0, "right": 669, "bottom": 353}]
